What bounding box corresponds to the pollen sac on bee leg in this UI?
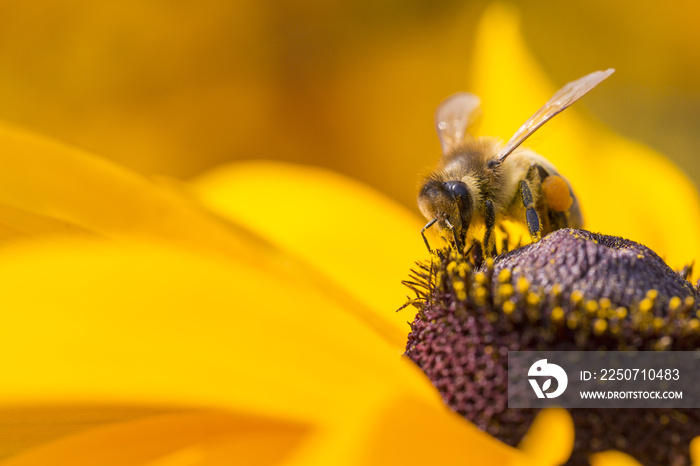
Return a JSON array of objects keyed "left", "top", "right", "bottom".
[
  {"left": 542, "top": 175, "right": 574, "bottom": 212},
  {"left": 403, "top": 228, "right": 700, "bottom": 466}
]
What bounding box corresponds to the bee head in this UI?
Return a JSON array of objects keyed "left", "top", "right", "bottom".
[{"left": 418, "top": 178, "right": 473, "bottom": 249}]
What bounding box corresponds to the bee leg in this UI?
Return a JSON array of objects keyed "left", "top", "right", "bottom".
[
  {"left": 527, "top": 163, "right": 581, "bottom": 232},
  {"left": 420, "top": 218, "right": 437, "bottom": 253},
  {"left": 482, "top": 199, "right": 497, "bottom": 256},
  {"left": 518, "top": 179, "right": 542, "bottom": 242},
  {"left": 444, "top": 218, "right": 463, "bottom": 253},
  {"left": 525, "top": 164, "right": 557, "bottom": 233}
]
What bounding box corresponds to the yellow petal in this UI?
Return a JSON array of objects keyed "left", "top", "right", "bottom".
[
  {"left": 0, "top": 238, "right": 431, "bottom": 417},
  {"left": 0, "top": 238, "right": 523, "bottom": 465},
  {"left": 0, "top": 405, "right": 183, "bottom": 461},
  {"left": 0, "top": 122, "right": 257, "bottom": 262},
  {"left": 282, "top": 391, "right": 524, "bottom": 466},
  {"left": 0, "top": 124, "right": 419, "bottom": 332},
  {"left": 472, "top": 4, "right": 700, "bottom": 271},
  {"left": 691, "top": 436, "right": 700, "bottom": 466},
  {"left": 357, "top": 393, "right": 523, "bottom": 466},
  {"left": 589, "top": 450, "right": 644, "bottom": 466},
  {"left": 192, "top": 161, "right": 427, "bottom": 349},
  {"left": 0, "top": 203, "right": 95, "bottom": 242},
  {"left": 518, "top": 407, "right": 574, "bottom": 466},
  {"left": 0, "top": 411, "right": 308, "bottom": 466},
  {"left": 1, "top": 398, "right": 523, "bottom": 466}
]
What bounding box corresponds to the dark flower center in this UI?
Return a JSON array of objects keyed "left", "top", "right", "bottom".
[{"left": 403, "top": 229, "right": 700, "bottom": 466}]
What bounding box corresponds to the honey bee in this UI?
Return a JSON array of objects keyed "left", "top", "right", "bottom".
[{"left": 418, "top": 68, "right": 614, "bottom": 255}]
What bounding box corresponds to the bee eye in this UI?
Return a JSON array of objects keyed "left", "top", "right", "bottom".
[
  {"left": 419, "top": 180, "right": 441, "bottom": 200},
  {"left": 444, "top": 181, "right": 469, "bottom": 200}
]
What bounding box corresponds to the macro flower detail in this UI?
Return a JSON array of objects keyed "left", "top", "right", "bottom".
[
  {"left": 404, "top": 229, "right": 700, "bottom": 465},
  {"left": 2, "top": 1, "right": 700, "bottom": 465}
]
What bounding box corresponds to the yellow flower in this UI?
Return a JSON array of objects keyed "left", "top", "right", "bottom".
[
  {"left": 0, "top": 128, "right": 567, "bottom": 466},
  {"left": 0, "top": 4, "right": 697, "bottom": 466}
]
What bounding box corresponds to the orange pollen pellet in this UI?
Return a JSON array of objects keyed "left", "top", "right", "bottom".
[{"left": 542, "top": 175, "right": 573, "bottom": 212}]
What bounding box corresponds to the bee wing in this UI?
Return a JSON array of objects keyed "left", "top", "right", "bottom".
[
  {"left": 435, "top": 92, "right": 481, "bottom": 155},
  {"left": 497, "top": 68, "right": 615, "bottom": 162}
]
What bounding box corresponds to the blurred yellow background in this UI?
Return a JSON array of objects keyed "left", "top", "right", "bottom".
[{"left": 0, "top": 0, "right": 698, "bottom": 214}]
